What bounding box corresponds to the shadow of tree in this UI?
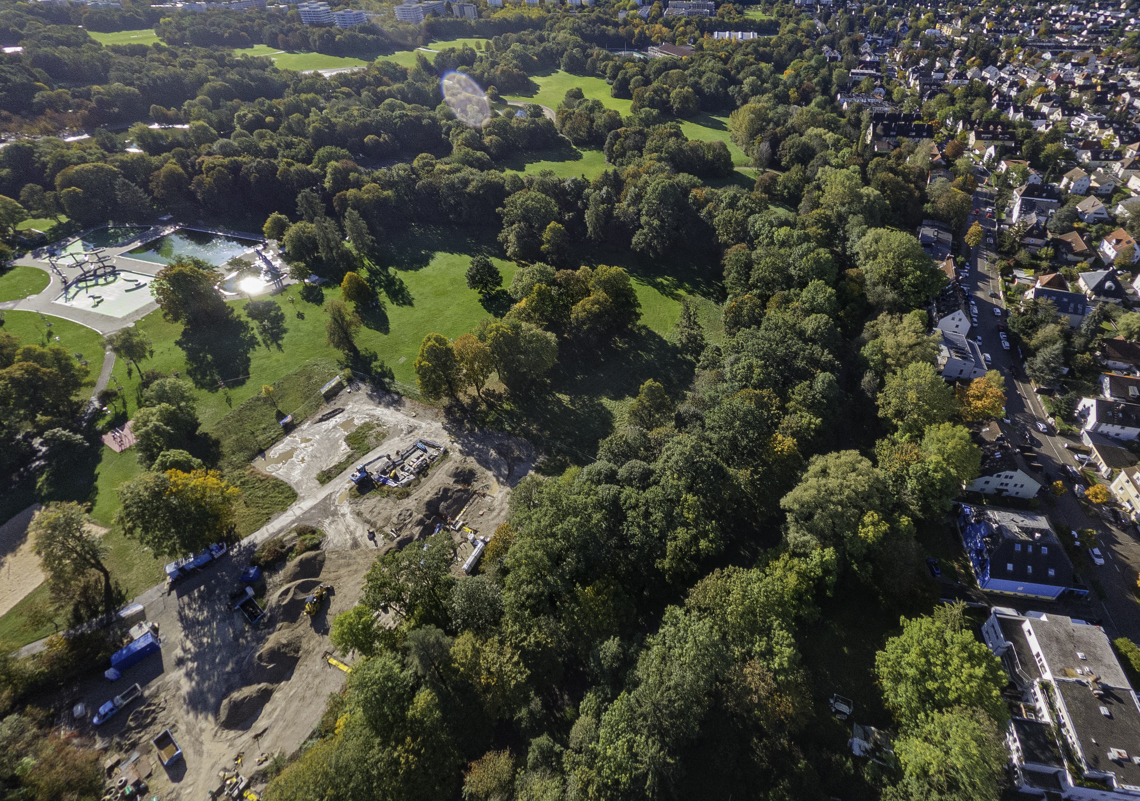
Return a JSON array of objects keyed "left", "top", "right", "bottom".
[
  {"left": 357, "top": 300, "right": 390, "bottom": 334},
  {"left": 494, "top": 143, "right": 583, "bottom": 172},
  {"left": 245, "top": 299, "right": 288, "bottom": 351},
  {"left": 478, "top": 289, "right": 513, "bottom": 317},
  {"left": 376, "top": 270, "right": 413, "bottom": 307},
  {"left": 343, "top": 348, "right": 395, "bottom": 385},
  {"left": 382, "top": 226, "right": 500, "bottom": 274},
  {"left": 299, "top": 284, "right": 325, "bottom": 305},
  {"left": 176, "top": 312, "right": 259, "bottom": 390}
]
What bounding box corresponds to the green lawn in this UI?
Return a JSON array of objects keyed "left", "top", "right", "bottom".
[
  {"left": 501, "top": 147, "right": 609, "bottom": 180},
  {"left": 504, "top": 70, "right": 751, "bottom": 168},
  {"left": 17, "top": 217, "right": 66, "bottom": 237},
  {"left": 743, "top": 6, "right": 773, "bottom": 19},
  {"left": 0, "top": 266, "right": 49, "bottom": 302},
  {"left": 232, "top": 44, "right": 370, "bottom": 72},
  {"left": 1, "top": 311, "right": 105, "bottom": 392},
  {"left": 86, "top": 28, "right": 160, "bottom": 46},
  {"left": 378, "top": 36, "right": 489, "bottom": 69}
]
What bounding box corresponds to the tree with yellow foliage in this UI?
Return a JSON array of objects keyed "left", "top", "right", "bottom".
[
  {"left": 956, "top": 371, "right": 1006, "bottom": 422},
  {"left": 117, "top": 468, "right": 240, "bottom": 557},
  {"left": 1086, "top": 484, "right": 1112, "bottom": 504}
]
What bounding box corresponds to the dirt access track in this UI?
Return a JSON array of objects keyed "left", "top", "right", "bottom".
[{"left": 66, "top": 386, "right": 534, "bottom": 801}]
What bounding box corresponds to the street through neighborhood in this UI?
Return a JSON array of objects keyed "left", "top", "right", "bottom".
[{"left": 954, "top": 187, "right": 1140, "bottom": 642}]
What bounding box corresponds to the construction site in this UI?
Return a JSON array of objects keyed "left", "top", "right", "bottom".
[{"left": 49, "top": 388, "right": 534, "bottom": 801}]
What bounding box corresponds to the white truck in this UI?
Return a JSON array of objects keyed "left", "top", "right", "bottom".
[{"left": 92, "top": 682, "right": 143, "bottom": 726}]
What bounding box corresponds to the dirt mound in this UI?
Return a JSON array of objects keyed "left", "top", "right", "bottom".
[
  {"left": 250, "top": 627, "right": 304, "bottom": 684},
  {"left": 218, "top": 683, "right": 276, "bottom": 730},
  {"left": 280, "top": 551, "right": 324, "bottom": 583},
  {"left": 419, "top": 483, "right": 473, "bottom": 522},
  {"left": 272, "top": 578, "right": 324, "bottom": 622}
]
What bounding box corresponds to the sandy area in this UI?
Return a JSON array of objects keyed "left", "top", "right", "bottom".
[
  {"left": 53, "top": 386, "right": 535, "bottom": 801},
  {"left": 0, "top": 504, "right": 44, "bottom": 618}
]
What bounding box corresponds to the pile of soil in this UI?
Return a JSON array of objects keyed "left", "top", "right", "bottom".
[
  {"left": 218, "top": 683, "right": 276, "bottom": 730},
  {"left": 280, "top": 551, "right": 325, "bottom": 583},
  {"left": 272, "top": 578, "right": 323, "bottom": 623},
  {"left": 249, "top": 627, "right": 304, "bottom": 684}
]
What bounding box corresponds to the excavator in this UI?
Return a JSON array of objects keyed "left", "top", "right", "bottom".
[{"left": 303, "top": 584, "right": 333, "bottom": 617}]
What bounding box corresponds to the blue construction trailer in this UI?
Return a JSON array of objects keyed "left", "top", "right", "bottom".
[{"left": 110, "top": 631, "right": 160, "bottom": 673}]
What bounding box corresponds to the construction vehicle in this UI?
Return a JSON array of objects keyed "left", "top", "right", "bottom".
[
  {"left": 304, "top": 584, "right": 333, "bottom": 617},
  {"left": 829, "top": 694, "right": 854, "bottom": 721},
  {"left": 322, "top": 651, "right": 352, "bottom": 673}
]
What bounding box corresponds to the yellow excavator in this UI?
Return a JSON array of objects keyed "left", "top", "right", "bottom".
[{"left": 304, "top": 584, "right": 333, "bottom": 617}]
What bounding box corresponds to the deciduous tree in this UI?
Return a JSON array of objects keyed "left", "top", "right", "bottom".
[
  {"left": 341, "top": 271, "right": 373, "bottom": 307},
  {"left": 117, "top": 469, "right": 240, "bottom": 558},
  {"left": 878, "top": 362, "right": 958, "bottom": 439},
  {"left": 453, "top": 334, "right": 493, "bottom": 400},
  {"left": 415, "top": 333, "right": 463, "bottom": 401},
  {"left": 465, "top": 255, "right": 502, "bottom": 296},
  {"left": 965, "top": 221, "right": 984, "bottom": 249},
  {"left": 325, "top": 298, "right": 362, "bottom": 354},
  {"left": 627, "top": 379, "right": 673, "bottom": 430},
  {"left": 888, "top": 707, "right": 1007, "bottom": 801},
  {"left": 151, "top": 257, "right": 227, "bottom": 325},
  {"left": 875, "top": 604, "right": 1008, "bottom": 726},
  {"left": 102, "top": 327, "right": 150, "bottom": 374},
  {"left": 30, "top": 502, "right": 119, "bottom": 620},
  {"left": 955, "top": 372, "right": 1006, "bottom": 421}
]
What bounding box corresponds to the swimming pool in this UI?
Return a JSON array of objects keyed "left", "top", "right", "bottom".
[{"left": 125, "top": 229, "right": 260, "bottom": 267}]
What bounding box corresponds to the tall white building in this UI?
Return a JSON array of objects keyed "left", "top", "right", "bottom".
[
  {"left": 332, "top": 8, "right": 366, "bottom": 25},
  {"left": 297, "top": 0, "right": 333, "bottom": 23},
  {"left": 394, "top": 0, "right": 444, "bottom": 22}
]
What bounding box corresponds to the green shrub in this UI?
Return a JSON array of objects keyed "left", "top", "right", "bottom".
[
  {"left": 291, "top": 526, "right": 325, "bottom": 558},
  {"left": 252, "top": 537, "right": 289, "bottom": 569},
  {"left": 1114, "top": 638, "right": 1140, "bottom": 687}
]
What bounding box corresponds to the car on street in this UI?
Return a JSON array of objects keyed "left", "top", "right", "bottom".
[
  {"left": 926, "top": 558, "right": 942, "bottom": 578},
  {"left": 1036, "top": 421, "right": 1049, "bottom": 433},
  {"left": 993, "top": 307, "right": 1002, "bottom": 316},
  {"left": 976, "top": 335, "right": 983, "bottom": 344},
  {"left": 983, "top": 352, "right": 992, "bottom": 364},
  {"left": 989, "top": 290, "right": 999, "bottom": 297},
  {"left": 1089, "top": 547, "right": 1105, "bottom": 566},
  {"left": 1001, "top": 340, "right": 1010, "bottom": 350}
]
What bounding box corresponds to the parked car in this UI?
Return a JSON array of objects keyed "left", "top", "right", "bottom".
[
  {"left": 983, "top": 352, "right": 992, "bottom": 364},
  {"left": 1065, "top": 465, "right": 1082, "bottom": 481},
  {"left": 1089, "top": 547, "right": 1105, "bottom": 566},
  {"left": 926, "top": 558, "right": 942, "bottom": 578},
  {"left": 976, "top": 335, "right": 983, "bottom": 344},
  {"left": 1001, "top": 340, "right": 1010, "bottom": 350},
  {"left": 993, "top": 307, "right": 1002, "bottom": 316}
]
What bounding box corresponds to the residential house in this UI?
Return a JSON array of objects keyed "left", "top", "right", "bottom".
[
  {"left": 1051, "top": 230, "right": 1092, "bottom": 262},
  {"left": 964, "top": 423, "right": 1043, "bottom": 500},
  {"left": 1062, "top": 166, "right": 1092, "bottom": 194},
  {"left": 1101, "top": 372, "right": 1140, "bottom": 402},
  {"left": 1079, "top": 268, "right": 1128, "bottom": 304},
  {"left": 957, "top": 505, "right": 1076, "bottom": 599},
  {"left": 1100, "top": 228, "right": 1140, "bottom": 265},
  {"left": 1076, "top": 195, "right": 1110, "bottom": 222},
  {"left": 1075, "top": 397, "right": 1140, "bottom": 441},
  {"left": 1110, "top": 465, "right": 1140, "bottom": 520},
  {"left": 917, "top": 219, "right": 953, "bottom": 261},
  {"left": 1080, "top": 429, "right": 1137, "bottom": 478},
  {"left": 937, "top": 330, "right": 988, "bottom": 381},
  {"left": 1036, "top": 273, "right": 1071, "bottom": 291},
  {"left": 1100, "top": 338, "right": 1140, "bottom": 372},
  {"left": 981, "top": 608, "right": 1140, "bottom": 797},
  {"left": 1114, "top": 197, "right": 1140, "bottom": 221},
  {"left": 1022, "top": 284, "right": 1088, "bottom": 327},
  {"left": 864, "top": 112, "right": 933, "bottom": 152},
  {"left": 1090, "top": 170, "right": 1119, "bottom": 196},
  {"left": 935, "top": 308, "right": 971, "bottom": 337},
  {"left": 1011, "top": 183, "right": 1063, "bottom": 223}
]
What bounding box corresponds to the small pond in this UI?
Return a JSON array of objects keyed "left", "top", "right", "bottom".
[{"left": 125, "top": 229, "right": 260, "bottom": 266}]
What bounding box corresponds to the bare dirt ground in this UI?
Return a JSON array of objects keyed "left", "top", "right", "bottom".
[
  {"left": 0, "top": 505, "right": 43, "bottom": 618},
  {"left": 63, "top": 386, "right": 535, "bottom": 800}
]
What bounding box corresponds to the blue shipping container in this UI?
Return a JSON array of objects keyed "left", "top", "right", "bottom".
[{"left": 110, "top": 631, "right": 160, "bottom": 671}]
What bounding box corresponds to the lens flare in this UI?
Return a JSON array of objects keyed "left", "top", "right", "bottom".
[{"left": 441, "top": 71, "right": 491, "bottom": 129}]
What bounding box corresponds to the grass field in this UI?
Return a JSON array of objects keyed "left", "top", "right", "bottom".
[
  {"left": 233, "top": 44, "right": 370, "bottom": 72},
  {"left": 1, "top": 310, "right": 105, "bottom": 392},
  {"left": 501, "top": 146, "right": 609, "bottom": 180},
  {"left": 17, "top": 217, "right": 66, "bottom": 238},
  {"left": 743, "top": 6, "right": 774, "bottom": 19},
  {"left": 87, "top": 28, "right": 160, "bottom": 46},
  {"left": 0, "top": 266, "right": 49, "bottom": 302},
  {"left": 504, "top": 70, "right": 753, "bottom": 170},
  {"left": 378, "top": 36, "right": 489, "bottom": 68}
]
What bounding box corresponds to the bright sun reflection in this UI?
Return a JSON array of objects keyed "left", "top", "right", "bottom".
[
  {"left": 441, "top": 71, "right": 491, "bottom": 129},
  {"left": 238, "top": 276, "right": 268, "bottom": 294}
]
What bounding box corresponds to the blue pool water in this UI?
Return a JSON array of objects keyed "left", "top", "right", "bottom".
[{"left": 126, "top": 229, "right": 259, "bottom": 266}]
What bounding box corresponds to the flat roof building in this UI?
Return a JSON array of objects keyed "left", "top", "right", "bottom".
[{"left": 297, "top": 0, "right": 332, "bottom": 24}]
